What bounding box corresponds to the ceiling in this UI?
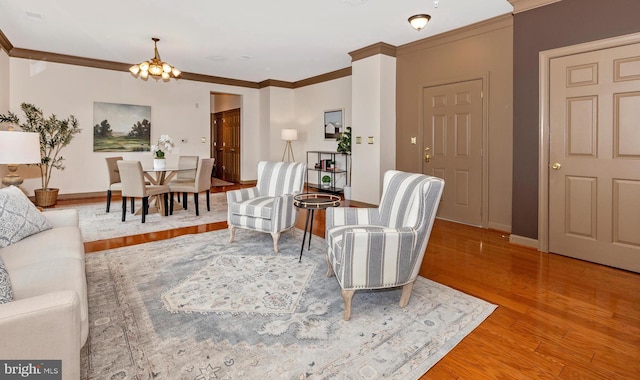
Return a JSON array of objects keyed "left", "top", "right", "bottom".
[{"left": 0, "top": 0, "right": 513, "bottom": 83}]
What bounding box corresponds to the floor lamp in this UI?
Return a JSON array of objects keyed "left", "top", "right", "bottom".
[
  {"left": 0, "top": 129, "right": 42, "bottom": 186},
  {"left": 281, "top": 129, "right": 297, "bottom": 162}
]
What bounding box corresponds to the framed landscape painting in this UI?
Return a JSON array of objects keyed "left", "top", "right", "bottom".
[
  {"left": 324, "top": 109, "right": 343, "bottom": 140},
  {"left": 93, "top": 102, "right": 151, "bottom": 152}
]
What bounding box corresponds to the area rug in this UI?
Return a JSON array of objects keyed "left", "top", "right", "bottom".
[
  {"left": 58, "top": 192, "right": 227, "bottom": 242},
  {"left": 80, "top": 229, "right": 496, "bottom": 379}
]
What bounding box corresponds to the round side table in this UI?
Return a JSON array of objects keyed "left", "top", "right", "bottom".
[{"left": 293, "top": 193, "right": 341, "bottom": 262}]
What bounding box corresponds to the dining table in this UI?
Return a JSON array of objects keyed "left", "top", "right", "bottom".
[{"left": 139, "top": 166, "right": 196, "bottom": 216}]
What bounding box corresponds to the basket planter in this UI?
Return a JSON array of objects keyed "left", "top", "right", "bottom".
[{"left": 34, "top": 188, "right": 59, "bottom": 207}]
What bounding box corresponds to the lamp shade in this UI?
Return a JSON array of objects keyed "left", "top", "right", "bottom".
[
  {"left": 281, "top": 129, "right": 298, "bottom": 141},
  {"left": 0, "top": 131, "right": 42, "bottom": 164}
]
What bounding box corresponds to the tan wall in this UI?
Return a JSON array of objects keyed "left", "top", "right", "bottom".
[
  {"left": 396, "top": 15, "right": 513, "bottom": 231},
  {"left": 211, "top": 93, "right": 242, "bottom": 113}
]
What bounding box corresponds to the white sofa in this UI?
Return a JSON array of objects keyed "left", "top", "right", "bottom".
[{"left": 0, "top": 205, "right": 88, "bottom": 380}]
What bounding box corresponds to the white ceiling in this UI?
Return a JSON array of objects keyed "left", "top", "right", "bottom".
[{"left": 0, "top": 0, "right": 513, "bottom": 83}]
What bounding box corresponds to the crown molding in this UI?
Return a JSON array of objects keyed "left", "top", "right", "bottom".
[
  {"left": 0, "top": 29, "right": 14, "bottom": 53},
  {"left": 292, "top": 67, "right": 352, "bottom": 89},
  {"left": 258, "top": 79, "right": 294, "bottom": 89},
  {"left": 349, "top": 42, "right": 397, "bottom": 62},
  {"left": 397, "top": 14, "right": 513, "bottom": 56},
  {"left": 10, "top": 47, "right": 132, "bottom": 72},
  {"left": 0, "top": 28, "right": 352, "bottom": 90},
  {"left": 179, "top": 72, "right": 259, "bottom": 88},
  {"left": 508, "top": 0, "right": 561, "bottom": 14}
]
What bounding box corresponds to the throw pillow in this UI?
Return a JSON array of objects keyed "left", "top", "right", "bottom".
[
  {"left": 0, "top": 256, "right": 13, "bottom": 304},
  {"left": 0, "top": 185, "right": 52, "bottom": 248}
]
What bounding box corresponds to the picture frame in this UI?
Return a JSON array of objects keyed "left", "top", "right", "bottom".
[
  {"left": 324, "top": 109, "right": 343, "bottom": 140},
  {"left": 93, "top": 102, "right": 151, "bottom": 152}
]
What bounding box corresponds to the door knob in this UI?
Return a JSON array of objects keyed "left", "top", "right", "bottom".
[
  {"left": 551, "top": 162, "right": 562, "bottom": 170},
  {"left": 424, "top": 147, "right": 431, "bottom": 163}
]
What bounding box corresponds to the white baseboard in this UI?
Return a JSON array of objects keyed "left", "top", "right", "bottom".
[
  {"left": 509, "top": 234, "right": 539, "bottom": 250},
  {"left": 487, "top": 222, "right": 511, "bottom": 234}
]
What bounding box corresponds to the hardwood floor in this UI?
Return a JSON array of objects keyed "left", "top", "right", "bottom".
[{"left": 60, "top": 185, "right": 640, "bottom": 379}]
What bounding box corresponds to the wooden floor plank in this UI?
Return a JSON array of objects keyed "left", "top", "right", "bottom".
[{"left": 58, "top": 188, "right": 640, "bottom": 379}]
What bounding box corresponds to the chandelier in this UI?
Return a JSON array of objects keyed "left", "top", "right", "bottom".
[{"left": 129, "top": 38, "right": 181, "bottom": 81}]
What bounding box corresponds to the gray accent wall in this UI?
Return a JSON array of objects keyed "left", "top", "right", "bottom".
[{"left": 512, "top": 0, "right": 640, "bottom": 239}]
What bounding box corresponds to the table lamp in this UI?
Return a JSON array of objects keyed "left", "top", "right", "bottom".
[
  {"left": 281, "top": 129, "right": 298, "bottom": 162},
  {"left": 0, "top": 129, "right": 42, "bottom": 186}
]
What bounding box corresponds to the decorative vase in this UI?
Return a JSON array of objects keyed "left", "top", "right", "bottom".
[
  {"left": 34, "top": 188, "right": 59, "bottom": 207},
  {"left": 153, "top": 158, "right": 166, "bottom": 170}
]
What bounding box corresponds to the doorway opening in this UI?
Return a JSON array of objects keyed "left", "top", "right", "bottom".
[{"left": 210, "top": 93, "right": 242, "bottom": 184}]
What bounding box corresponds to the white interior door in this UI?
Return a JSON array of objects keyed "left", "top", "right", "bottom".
[
  {"left": 549, "top": 42, "right": 640, "bottom": 273},
  {"left": 422, "top": 79, "right": 483, "bottom": 226}
]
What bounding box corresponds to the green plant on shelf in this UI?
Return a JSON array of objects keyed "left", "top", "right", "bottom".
[{"left": 321, "top": 175, "right": 331, "bottom": 188}]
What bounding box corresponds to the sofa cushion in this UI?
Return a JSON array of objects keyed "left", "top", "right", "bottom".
[
  {"left": 0, "top": 186, "right": 52, "bottom": 248},
  {"left": 0, "top": 256, "right": 13, "bottom": 304}
]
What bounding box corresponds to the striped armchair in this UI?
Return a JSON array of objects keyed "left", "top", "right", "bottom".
[
  {"left": 227, "top": 161, "right": 306, "bottom": 252},
  {"left": 325, "top": 170, "right": 444, "bottom": 320}
]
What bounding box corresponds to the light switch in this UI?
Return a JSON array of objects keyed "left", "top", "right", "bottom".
[
  {"left": 411, "top": 137, "right": 416, "bottom": 144},
  {"left": 368, "top": 136, "right": 374, "bottom": 144},
  {"left": 356, "top": 136, "right": 362, "bottom": 144}
]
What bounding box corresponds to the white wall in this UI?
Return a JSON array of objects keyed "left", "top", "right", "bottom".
[
  {"left": 263, "top": 87, "right": 296, "bottom": 161},
  {"left": 351, "top": 55, "right": 396, "bottom": 204},
  {"left": 0, "top": 48, "right": 8, "bottom": 114},
  {"left": 0, "top": 49, "right": 12, "bottom": 184},
  {"left": 5, "top": 56, "right": 357, "bottom": 198},
  {"left": 8, "top": 58, "right": 261, "bottom": 195},
  {"left": 293, "top": 76, "right": 352, "bottom": 185}
]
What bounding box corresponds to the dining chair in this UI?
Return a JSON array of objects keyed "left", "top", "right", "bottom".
[
  {"left": 227, "top": 161, "right": 306, "bottom": 252},
  {"left": 116, "top": 160, "right": 170, "bottom": 223},
  {"left": 173, "top": 155, "right": 199, "bottom": 204},
  {"left": 325, "top": 170, "right": 444, "bottom": 320},
  {"left": 105, "top": 156, "right": 134, "bottom": 213},
  {"left": 169, "top": 158, "right": 215, "bottom": 216}
]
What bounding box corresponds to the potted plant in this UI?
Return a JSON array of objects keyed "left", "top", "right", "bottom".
[
  {"left": 336, "top": 126, "right": 352, "bottom": 199},
  {"left": 321, "top": 175, "right": 331, "bottom": 189},
  {"left": 151, "top": 134, "right": 174, "bottom": 169},
  {"left": 0, "top": 103, "right": 81, "bottom": 207}
]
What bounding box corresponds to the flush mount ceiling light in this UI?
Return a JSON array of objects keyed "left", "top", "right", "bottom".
[
  {"left": 408, "top": 14, "right": 431, "bottom": 31},
  {"left": 129, "top": 38, "right": 181, "bottom": 81}
]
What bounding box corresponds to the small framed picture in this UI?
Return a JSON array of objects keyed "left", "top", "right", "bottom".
[{"left": 324, "top": 109, "right": 343, "bottom": 140}]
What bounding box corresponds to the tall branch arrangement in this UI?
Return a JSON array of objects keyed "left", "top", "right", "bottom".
[{"left": 0, "top": 103, "right": 81, "bottom": 189}]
